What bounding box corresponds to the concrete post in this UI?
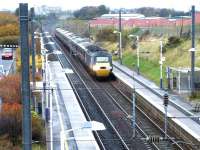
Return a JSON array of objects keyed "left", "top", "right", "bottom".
[
  {"left": 19, "top": 3, "right": 32, "bottom": 150},
  {"left": 191, "top": 5, "right": 195, "bottom": 94}
]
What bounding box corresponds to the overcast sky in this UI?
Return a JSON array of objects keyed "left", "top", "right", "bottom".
[{"left": 0, "top": 0, "right": 200, "bottom": 12}]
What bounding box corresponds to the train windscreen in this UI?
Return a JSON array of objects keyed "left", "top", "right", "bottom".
[{"left": 96, "top": 57, "right": 109, "bottom": 62}]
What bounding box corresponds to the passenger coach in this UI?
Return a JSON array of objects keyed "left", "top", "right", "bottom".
[{"left": 55, "top": 28, "right": 113, "bottom": 78}]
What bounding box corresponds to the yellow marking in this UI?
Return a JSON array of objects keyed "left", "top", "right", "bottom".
[
  {"left": 64, "top": 136, "right": 69, "bottom": 150},
  {"left": 95, "top": 69, "right": 110, "bottom": 77},
  {"left": 94, "top": 62, "right": 111, "bottom": 77}
]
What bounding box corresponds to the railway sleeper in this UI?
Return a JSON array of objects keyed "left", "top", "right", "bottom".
[{"left": 136, "top": 93, "right": 200, "bottom": 150}]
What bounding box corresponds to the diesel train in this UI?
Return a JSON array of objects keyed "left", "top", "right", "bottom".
[{"left": 55, "top": 28, "right": 113, "bottom": 78}]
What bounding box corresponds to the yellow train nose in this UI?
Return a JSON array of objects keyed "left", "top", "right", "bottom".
[
  {"left": 93, "top": 63, "right": 111, "bottom": 77},
  {"left": 95, "top": 69, "right": 110, "bottom": 77}
]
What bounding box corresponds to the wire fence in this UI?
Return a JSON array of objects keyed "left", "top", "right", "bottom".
[{"left": 140, "top": 24, "right": 200, "bottom": 37}]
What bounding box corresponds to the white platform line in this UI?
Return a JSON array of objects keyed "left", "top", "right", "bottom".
[
  {"left": 48, "top": 62, "right": 53, "bottom": 150},
  {"left": 49, "top": 65, "right": 68, "bottom": 150}
]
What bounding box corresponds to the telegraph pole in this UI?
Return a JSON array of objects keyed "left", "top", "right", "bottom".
[
  {"left": 20, "top": 3, "right": 32, "bottom": 150},
  {"left": 191, "top": 5, "right": 195, "bottom": 94},
  {"left": 31, "top": 7, "right": 36, "bottom": 88},
  {"left": 31, "top": 7, "right": 36, "bottom": 112},
  {"left": 160, "top": 41, "right": 163, "bottom": 89},
  {"left": 119, "top": 9, "right": 122, "bottom": 64}
]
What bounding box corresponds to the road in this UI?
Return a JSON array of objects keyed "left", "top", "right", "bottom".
[{"left": 0, "top": 48, "right": 15, "bottom": 75}]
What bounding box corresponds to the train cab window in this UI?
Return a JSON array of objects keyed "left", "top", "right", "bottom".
[{"left": 96, "top": 57, "right": 109, "bottom": 63}]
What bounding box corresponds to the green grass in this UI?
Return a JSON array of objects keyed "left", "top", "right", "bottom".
[
  {"left": 32, "top": 144, "right": 46, "bottom": 150},
  {"left": 122, "top": 51, "right": 166, "bottom": 86}
]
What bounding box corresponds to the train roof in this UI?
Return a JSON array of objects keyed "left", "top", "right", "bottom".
[
  {"left": 73, "top": 38, "right": 87, "bottom": 43},
  {"left": 56, "top": 28, "right": 110, "bottom": 54},
  {"left": 65, "top": 33, "right": 74, "bottom": 36},
  {"left": 70, "top": 36, "right": 79, "bottom": 40},
  {"left": 86, "top": 45, "right": 106, "bottom": 52}
]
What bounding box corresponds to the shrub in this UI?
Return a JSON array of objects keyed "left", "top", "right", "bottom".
[
  {"left": 0, "top": 105, "right": 45, "bottom": 146},
  {"left": 0, "top": 13, "right": 18, "bottom": 26},
  {"left": 121, "top": 29, "right": 130, "bottom": 48},
  {"left": 0, "top": 36, "right": 19, "bottom": 45},
  {"left": 35, "top": 72, "right": 42, "bottom": 81},
  {"left": 0, "top": 103, "right": 22, "bottom": 145},
  {"left": 140, "top": 30, "right": 150, "bottom": 40},
  {"left": 163, "top": 36, "right": 182, "bottom": 53},
  {"left": 0, "top": 74, "right": 21, "bottom": 103},
  {"left": 167, "top": 36, "right": 181, "bottom": 46},
  {"left": 0, "top": 137, "right": 21, "bottom": 150},
  {"left": 131, "top": 27, "right": 140, "bottom": 34},
  {"left": 131, "top": 42, "right": 137, "bottom": 49},
  {"left": 95, "top": 27, "right": 117, "bottom": 42},
  {"left": 32, "top": 111, "right": 45, "bottom": 142},
  {"left": 35, "top": 38, "right": 41, "bottom": 55},
  {"left": 0, "top": 24, "right": 19, "bottom": 37}
]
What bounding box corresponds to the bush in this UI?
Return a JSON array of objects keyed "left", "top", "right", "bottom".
[
  {"left": 0, "top": 105, "right": 45, "bottom": 146},
  {"left": 0, "top": 35, "right": 19, "bottom": 45},
  {"left": 120, "top": 29, "right": 130, "bottom": 48},
  {"left": 163, "top": 36, "right": 182, "bottom": 53},
  {"left": 0, "top": 103, "right": 22, "bottom": 145},
  {"left": 167, "top": 36, "right": 181, "bottom": 46},
  {"left": 0, "top": 74, "right": 21, "bottom": 103},
  {"left": 35, "top": 72, "right": 42, "bottom": 81},
  {"left": 35, "top": 38, "right": 41, "bottom": 55},
  {"left": 95, "top": 27, "right": 117, "bottom": 42},
  {"left": 131, "top": 42, "right": 137, "bottom": 49},
  {"left": 0, "top": 137, "right": 21, "bottom": 150},
  {"left": 0, "top": 24, "right": 19, "bottom": 37},
  {"left": 131, "top": 27, "right": 140, "bottom": 34},
  {"left": 140, "top": 30, "right": 150, "bottom": 40},
  {"left": 32, "top": 111, "right": 45, "bottom": 142},
  {"left": 0, "top": 13, "right": 18, "bottom": 26}
]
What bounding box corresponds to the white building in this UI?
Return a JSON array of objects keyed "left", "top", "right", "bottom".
[{"left": 101, "top": 13, "right": 145, "bottom": 20}]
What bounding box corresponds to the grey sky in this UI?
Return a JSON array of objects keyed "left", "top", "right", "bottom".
[{"left": 0, "top": 0, "right": 199, "bottom": 12}]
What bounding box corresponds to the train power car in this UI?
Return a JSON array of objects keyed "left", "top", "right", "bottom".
[{"left": 55, "top": 28, "right": 113, "bottom": 78}]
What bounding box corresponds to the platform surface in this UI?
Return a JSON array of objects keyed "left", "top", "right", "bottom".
[
  {"left": 113, "top": 61, "right": 200, "bottom": 142},
  {"left": 49, "top": 60, "right": 100, "bottom": 150}
]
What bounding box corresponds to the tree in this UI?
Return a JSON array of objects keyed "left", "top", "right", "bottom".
[
  {"left": 73, "top": 5, "right": 110, "bottom": 20},
  {"left": 0, "top": 75, "right": 21, "bottom": 103},
  {"left": 135, "top": 7, "right": 188, "bottom": 17},
  {"left": 97, "top": 5, "right": 109, "bottom": 15},
  {"left": 0, "top": 103, "right": 22, "bottom": 145},
  {"left": 15, "top": 8, "right": 19, "bottom": 16}
]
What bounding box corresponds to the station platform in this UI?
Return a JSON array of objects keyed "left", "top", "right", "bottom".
[
  {"left": 112, "top": 61, "right": 200, "bottom": 144},
  {"left": 47, "top": 57, "right": 100, "bottom": 150}
]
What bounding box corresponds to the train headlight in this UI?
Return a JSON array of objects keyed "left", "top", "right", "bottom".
[{"left": 93, "top": 65, "right": 99, "bottom": 71}]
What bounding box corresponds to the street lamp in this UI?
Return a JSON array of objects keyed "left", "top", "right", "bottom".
[
  {"left": 113, "top": 30, "right": 122, "bottom": 64},
  {"left": 129, "top": 34, "right": 140, "bottom": 74},
  {"left": 159, "top": 41, "right": 165, "bottom": 89},
  {"left": 60, "top": 121, "right": 106, "bottom": 150}
]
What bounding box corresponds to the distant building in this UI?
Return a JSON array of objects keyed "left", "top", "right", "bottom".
[
  {"left": 101, "top": 13, "right": 145, "bottom": 20},
  {"left": 0, "top": 10, "right": 11, "bottom": 13},
  {"left": 90, "top": 12, "right": 200, "bottom": 28}
]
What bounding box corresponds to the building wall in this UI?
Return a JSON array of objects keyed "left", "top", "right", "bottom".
[{"left": 90, "top": 12, "right": 200, "bottom": 28}]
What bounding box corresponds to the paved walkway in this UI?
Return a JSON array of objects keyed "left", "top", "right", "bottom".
[
  {"left": 47, "top": 59, "right": 99, "bottom": 150},
  {"left": 113, "top": 61, "right": 200, "bottom": 116},
  {"left": 113, "top": 61, "right": 200, "bottom": 144}
]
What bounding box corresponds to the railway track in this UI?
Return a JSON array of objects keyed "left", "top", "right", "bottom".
[
  {"left": 105, "top": 80, "right": 185, "bottom": 149},
  {"left": 55, "top": 47, "right": 129, "bottom": 149},
  {"left": 54, "top": 37, "right": 185, "bottom": 150},
  {"left": 113, "top": 64, "right": 200, "bottom": 125}
]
